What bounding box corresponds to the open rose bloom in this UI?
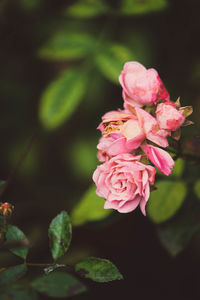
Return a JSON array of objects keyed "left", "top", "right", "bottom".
[
  {"left": 93, "top": 154, "right": 156, "bottom": 215},
  {"left": 93, "top": 61, "right": 193, "bottom": 215}
]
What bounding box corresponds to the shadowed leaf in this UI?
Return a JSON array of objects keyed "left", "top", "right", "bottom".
[
  {"left": 31, "top": 272, "right": 86, "bottom": 298},
  {"left": 6, "top": 225, "right": 29, "bottom": 260},
  {"left": 0, "top": 265, "right": 27, "bottom": 286},
  {"left": 75, "top": 257, "right": 123, "bottom": 282},
  {"left": 0, "top": 285, "right": 38, "bottom": 300}
]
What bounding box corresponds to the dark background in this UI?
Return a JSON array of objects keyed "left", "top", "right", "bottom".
[{"left": 0, "top": 0, "right": 200, "bottom": 299}]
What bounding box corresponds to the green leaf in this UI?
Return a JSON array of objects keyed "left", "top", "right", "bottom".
[
  {"left": 39, "top": 32, "right": 97, "bottom": 60},
  {"left": 75, "top": 257, "right": 123, "bottom": 282},
  {"left": 147, "top": 181, "right": 187, "bottom": 224},
  {"left": 39, "top": 69, "right": 87, "bottom": 129},
  {"left": 31, "top": 272, "right": 86, "bottom": 298},
  {"left": 0, "top": 285, "right": 38, "bottom": 300},
  {"left": 194, "top": 179, "right": 200, "bottom": 199},
  {"left": 121, "top": 0, "right": 168, "bottom": 15},
  {"left": 6, "top": 225, "right": 29, "bottom": 260},
  {"left": 49, "top": 211, "right": 72, "bottom": 261},
  {"left": 71, "top": 184, "right": 112, "bottom": 226},
  {"left": 65, "top": 0, "right": 109, "bottom": 18},
  {"left": 69, "top": 138, "right": 98, "bottom": 179},
  {"left": 170, "top": 158, "right": 184, "bottom": 178},
  {"left": 95, "top": 43, "right": 133, "bottom": 83},
  {"left": 0, "top": 265, "right": 27, "bottom": 286}
]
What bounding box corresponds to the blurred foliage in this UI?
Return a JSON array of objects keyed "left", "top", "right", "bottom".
[
  {"left": 121, "top": 0, "right": 168, "bottom": 15},
  {"left": 147, "top": 180, "right": 187, "bottom": 223},
  {"left": 1, "top": 0, "right": 200, "bottom": 299},
  {"left": 71, "top": 184, "right": 112, "bottom": 226}
]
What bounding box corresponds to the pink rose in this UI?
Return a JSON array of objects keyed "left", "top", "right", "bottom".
[
  {"left": 97, "top": 108, "right": 170, "bottom": 162},
  {"left": 156, "top": 102, "right": 185, "bottom": 131},
  {"left": 119, "top": 61, "right": 169, "bottom": 108},
  {"left": 97, "top": 110, "right": 146, "bottom": 155},
  {"left": 93, "top": 153, "right": 156, "bottom": 215},
  {"left": 141, "top": 144, "right": 174, "bottom": 175}
]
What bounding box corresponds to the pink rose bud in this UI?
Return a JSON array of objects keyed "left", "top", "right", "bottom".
[
  {"left": 156, "top": 102, "right": 185, "bottom": 131},
  {"left": 141, "top": 144, "right": 174, "bottom": 176},
  {"left": 93, "top": 153, "right": 156, "bottom": 215},
  {"left": 119, "top": 61, "right": 169, "bottom": 108}
]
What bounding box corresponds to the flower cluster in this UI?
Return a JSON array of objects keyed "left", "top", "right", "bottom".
[{"left": 93, "top": 61, "right": 193, "bottom": 215}]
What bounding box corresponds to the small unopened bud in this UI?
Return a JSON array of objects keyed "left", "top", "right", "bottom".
[{"left": 0, "top": 202, "right": 14, "bottom": 217}]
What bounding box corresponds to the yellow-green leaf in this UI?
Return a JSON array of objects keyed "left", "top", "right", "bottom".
[
  {"left": 121, "top": 0, "right": 168, "bottom": 15},
  {"left": 147, "top": 181, "right": 187, "bottom": 224},
  {"left": 65, "top": 0, "right": 109, "bottom": 19},
  {"left": 194, "top": 179, "right": 200, "bottom": 199},
  {"left": 39, "top": 32, "right": 97, "bottom": 60},
  {"left": 95, "top": 43, "right": 133, "bottom": 84},
  {"left": 71, "top": 184, "right": 112, "bottom": 226},
  {"left": 39, "top": 69, "right": 87, "bottom": 129}
]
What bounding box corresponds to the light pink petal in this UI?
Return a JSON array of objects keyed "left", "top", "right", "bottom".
[
  {"left": 117, "top": 196, "right": 141, "bottom": 213},
  {"left": 142, "top": 144, "right": 174, "bottom": 175}
]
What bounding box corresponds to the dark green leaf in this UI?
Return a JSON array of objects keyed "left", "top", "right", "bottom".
[
  {"left": 65, "top": 0, "right": 109, "bottom": 18},
  {"left": 0, "top": 265, "right": 27, "bottom": 286},
  {"left": 147, "top": 181, "right": 187, "bottom": 223},
  {"left": 6, "top": 225, "right": 29, "bottom": 260},
  {"left": 39, "top": 32, "right": 96, "bottom": 60},
  {"left": 121, "top": 0, "right": 168, "bottom": 15},
  {"left": 95, "top": 43, "right": 133, "bottom": 83},
  {"left": 0, "top": 181, "right": 6, "bottom": 195},
  {"left": 157, "top": 200, "right": 200, "bottom": 256},
  {"left": 71, "top": 184, "right": 112, "bottom": 226},
  {"left": 0, "top": 181, "right": 5, "bottom": 189},
  {"left": 32, "top": 272, "right": 86, "bottom": 298},
  {"left": 75, "top": 257, "right": 123, "bottom": 282},
  {"left": 0, "top": 285, "right": 38, "bottom": 300},
  {"left": 39, "top": 69, "right": 87, "bottom": 129},
  {"left": 49, "top": 211, "right": 72, "bottom": 261}
]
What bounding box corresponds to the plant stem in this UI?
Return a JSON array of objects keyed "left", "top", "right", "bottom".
[{"left": 25, "top": 262, "right": 72, "bottom": 268}]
